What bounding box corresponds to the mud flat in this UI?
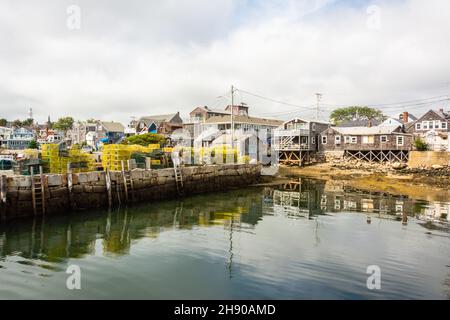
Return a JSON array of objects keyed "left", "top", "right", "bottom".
[{"left": 279, "top": 163, "right": 450, "bottom": 203}]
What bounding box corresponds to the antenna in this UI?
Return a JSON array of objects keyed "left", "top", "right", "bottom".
[{"left": 315, "top": 93, "right": 322, "bottom": 120}]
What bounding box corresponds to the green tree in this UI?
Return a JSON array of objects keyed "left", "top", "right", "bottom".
[
  {"left": 0, "top": 118, "right": 7, "bottom": 126},
  {"left": 330, "top": 106, "right": 384, "bottom": 125},
  {"left": 53, "top": 117, "right": 75, "bottom": 132},
  {"left": 414, "top": 137, "right": 429, "bottom": 151},
  {"left": 22, "top": 118, "right": 34, "bottom": 126},
  {"left": 122, "top": 133, "right": 166, "bottom": 147},
  {"left": 12, "top": 119, "right": 22, "bottom": 127},
  {"left": 28, "top": 140, "right": 38, "bottom": 149}
]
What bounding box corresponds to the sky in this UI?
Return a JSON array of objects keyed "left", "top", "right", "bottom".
[{"left": 0, "top": 0, "right": 450, "bottom": 124}]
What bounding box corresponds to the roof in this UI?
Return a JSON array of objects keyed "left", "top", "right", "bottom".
[
  {"left": 283, "top": 117, "right": 330, "bottom": 126},
  {"left": 205, "top": 115, "right": 283, "bottom": 127},
  {"left": 139, "top": 113, "right": 180, "bottom": 125},
  {"left": 331, "top": 125, "right": 404, "bottom": 135},
  {"left": 211, "top": 133, "right": 265, "bottom": 145},
  {"left": 99, "top": 121, "right": 125, "bottom": 133},
  {"left": 337, "top": 119, "right": 381, "bottom": 127},
  {"left": 191, "top": 106, "right": 230, "bottom": 115}
]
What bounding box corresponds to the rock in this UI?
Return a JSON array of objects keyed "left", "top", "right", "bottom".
[
  {"left": 431, "top": 164, "right": 444, "bottom": 170},
  {"left": 392, "top": 163, "right": 407, "bottom": 170}
]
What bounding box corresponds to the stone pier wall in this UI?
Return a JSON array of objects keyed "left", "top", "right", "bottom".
[{"left": 0, "top": 164, "right": 261, "bottom": 220}]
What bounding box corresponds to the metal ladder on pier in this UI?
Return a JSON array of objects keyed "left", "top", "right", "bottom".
[
  {"left": 174, "top": 165, "right": 184, "bottom": 196},
  {"left": 31, "top": 166, "right": 45, "bottom": 216},
  {"left": 121, "top": 160, "right": 134, "bottom": 203}
]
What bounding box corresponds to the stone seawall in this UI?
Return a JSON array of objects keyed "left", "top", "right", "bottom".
[{"left": 0, "top": 164, "right": 261, "bottom": 220}]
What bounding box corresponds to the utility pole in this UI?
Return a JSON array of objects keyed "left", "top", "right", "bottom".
[
  {"left": 315, "top": 93, "right": 322, "bottom": 120},
  {"left": 231, "top": 85, "right": 235, "bottom": 149}
]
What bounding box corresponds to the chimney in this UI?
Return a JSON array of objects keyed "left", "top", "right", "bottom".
[
  {"left": 439, "top": 108, "right": 444, "bottom": 113},
  {"left": 403, "top": 111, "right": 409, "bottom": 123}
]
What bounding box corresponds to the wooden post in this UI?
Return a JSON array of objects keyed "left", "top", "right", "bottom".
[
  {"left": 40, "top": 166, "right": 46, "bottom": 214},
  {"left": 121, "top": 160, "right": 128, "bottom": 203},
  {"left": 67, "top": 163, "right": 74, "bottom": 210},
  {"left": 0, "top": 175, "right": 6, "bottom": 221},
  {"left": 0, "top": 175, "right": 6, "bottom": 204},
  {"left": 105, "top": 169, "right": 112, "bottom": 208},
  {"left": 31, "top": 166, "right": 37, "bottom": 216}
]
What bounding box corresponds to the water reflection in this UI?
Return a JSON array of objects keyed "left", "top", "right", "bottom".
[
  {"left": 0, "top": 179, "right": 449, "bottom": 299},
  {"left": 264, "top": 179, "right": 450, "bottom": 229},
  {"left": 0, "top": 190, "right": 264, "bottom": 265}
]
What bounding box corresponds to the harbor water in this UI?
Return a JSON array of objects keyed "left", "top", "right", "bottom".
[{"left": 0, "top": 178, "right": 449, "bottom": 299}]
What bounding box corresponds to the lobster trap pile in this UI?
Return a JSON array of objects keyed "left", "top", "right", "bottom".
[
  {"left": 41, "top": 144, "right": 96, "bottom": 174},
  {"left": 101, "top": 144, "right": 173, "bottom": 171}
]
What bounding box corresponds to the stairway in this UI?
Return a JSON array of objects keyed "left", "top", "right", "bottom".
[
  {"left": 31, "top": 167, "right": 45, "bottom": 215},
  {"left": 174, "top": 165, "right": 184, "bottom": 196},
  {"left": 123, "top": 170, "right": 134, "bottom": 203}
]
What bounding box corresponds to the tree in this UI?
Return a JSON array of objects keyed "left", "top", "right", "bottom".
[
  {"left": 22, "top": 118, "right": 34, "bottom": 126},
  {"left": 12, "top": 119, "right": 22, "bottom": 127},
  {"left": 28, "top": 140, "right": 38, "bottom": 149},
  {"left": 53, "top": 117, "right": 75, "bottom": 132},
  {"left": 122, "top": 133, "right": 166, "bottom": 147},
  {"left": 414, "top": 137, "right": 429, "bottom": 151},
  {"left": 0, "top": 118, "right": 7, "bottom": 126},
  {"left": 330, "top": 106, "right": 384, "bottom": 125}
]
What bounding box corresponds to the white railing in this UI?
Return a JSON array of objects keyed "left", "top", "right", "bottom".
[{"left": 274, "top": 129, "right": 310, "bottom": 137}]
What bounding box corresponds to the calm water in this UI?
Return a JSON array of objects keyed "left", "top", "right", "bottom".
[{"left": 0, "top": 178, "right": 449, "bottom": 300}]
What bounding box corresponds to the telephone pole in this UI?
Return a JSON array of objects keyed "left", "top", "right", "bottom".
[{"left": 315, "top": 93, "right": 322, "bottom": 120}]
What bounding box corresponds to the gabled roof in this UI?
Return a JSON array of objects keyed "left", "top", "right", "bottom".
[
  {"left": 337, "top": 119, "right": 381, "bottom": 127},
  {"left": 99, "top": 121, "right": 125, "bottom": 133},
  {"left": 139, "top": 113, "right": 180, "bottom": 125},
  {"left": 331, "top": 125, "right": 404, "bottom": 135},
  {"left": 417, "top": 109, "right": 450, "bottom": 122},
  {"left": 283, "top": 117, "right": 330, "bottom": 126},
  {"left": 205, "top": 115, "right": 283, "bottom": 127},
  {"left": 191, "top": 106, "right": 230, "bottom": 115}
]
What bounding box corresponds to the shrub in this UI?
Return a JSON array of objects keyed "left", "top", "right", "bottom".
[{"left": 414, "top": 138, "right": 429, "bottom": 151}]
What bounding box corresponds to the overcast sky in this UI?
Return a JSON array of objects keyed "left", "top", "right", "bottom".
[{"left": 0, "top": 0, "right": 449, "bottom": 124}]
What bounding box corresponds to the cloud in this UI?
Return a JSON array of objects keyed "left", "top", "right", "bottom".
[{"left": 0, "top": 0, "right": 449, "bottom": 124}]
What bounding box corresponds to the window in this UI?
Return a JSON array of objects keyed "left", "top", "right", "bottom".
[
  {"left": 423, "top": 122, "right": 428, "bottom": 130},
  {"left": 344, "top": 136, "right": 350, "bottom": 144},
  {"left": 335, "top": 135, "right": 341, "bottom": 144},
  {"left": 415, "top": 123, "right": 421, "bottom": 130},
  {"left": 435, "top": 121, "right": 440, "bottom": 129},
  {"left": 380, "top": 136, "right": 388, "bottom": 143},
  {"left": 397, "top": 136, "right": 404, "bottom": 146},
  {"left": 362, "top": 136, "right": 374, "bottom": 144},
  {"left": 442, "top": 122, "right": 448, "bottom": 129},
  {"left": 312, "top": 137, "right": 316, "bottom": 144},
  {"left": 322, "top": 136, "right": 327, "bottom": 144},
  {"left": 350, "top": 136, "right": 357, "bottom": 144}
]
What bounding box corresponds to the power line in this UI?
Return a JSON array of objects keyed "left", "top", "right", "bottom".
[{"left": 236, "top": 88, "right": 319, "bottom": 111}]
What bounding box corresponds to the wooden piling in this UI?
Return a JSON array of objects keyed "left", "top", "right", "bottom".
[
  {"left": 105, "top": 168, "right": 112, "bottom": 208},
  {"left": 67, "top": 163, "right": 74, "bottom": 210},
  {"left": 0, "top": 175, "right": 6, "bottom": 221},
  {"left": 121, "top": 160, "right": 129, "bottom": 203}
]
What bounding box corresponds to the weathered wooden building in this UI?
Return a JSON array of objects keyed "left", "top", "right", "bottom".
[
  {"left": 273, "top": 118, "right": 330, "bottom": 166},
  {"left": 136, "top": 113, "right": 183, "bottom": 136},
  {"left": 407, "top": 109, "right": 450, "bottom": 151},
  {"left": 319, "top": 125, "right": 413, "bottom": 162}
]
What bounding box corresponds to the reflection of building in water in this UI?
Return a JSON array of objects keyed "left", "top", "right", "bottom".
[
  {"left": 419, "top": 202, "right": 450, "bottom": 223},
  {"left": 272, "top": 179, "right": 325, "bottom": 219},
  {"left": 0, "top": 190, "right": 265, "bottom": 265}
]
